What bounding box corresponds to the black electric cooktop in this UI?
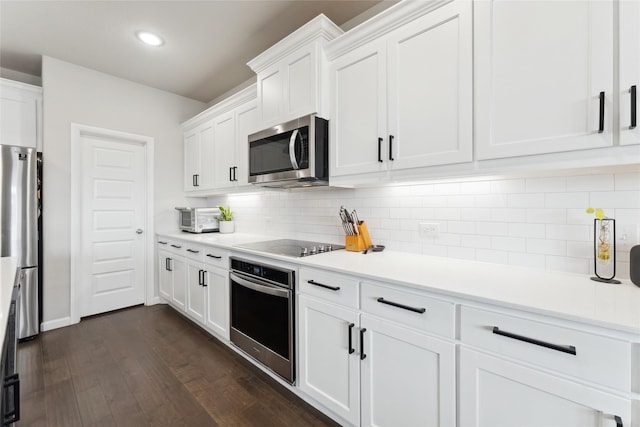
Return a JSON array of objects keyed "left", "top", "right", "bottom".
[{"left": 235, "top": 239, "right": 344, "bottom": 258}]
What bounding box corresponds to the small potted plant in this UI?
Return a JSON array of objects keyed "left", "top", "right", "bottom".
[{"left": 218, "top": 205, "right": 234, "bottom": 234}]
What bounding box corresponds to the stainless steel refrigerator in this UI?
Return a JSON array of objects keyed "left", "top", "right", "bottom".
[{"left": 1, "top": 144, "right": 39, "bottom": 339}]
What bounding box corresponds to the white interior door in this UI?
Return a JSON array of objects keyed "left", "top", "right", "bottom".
[{"left": 79, "top": 135, "right": 146, "bottom": 317}]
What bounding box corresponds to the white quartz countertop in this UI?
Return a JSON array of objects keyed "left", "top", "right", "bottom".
[
  {"left": 0, "top": 257, "right": 19, "bottom": 345},
  {"left": 157, "top": 232, "right": 640, "bottom": 335}
]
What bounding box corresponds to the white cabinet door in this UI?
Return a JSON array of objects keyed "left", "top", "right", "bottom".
[
  {"left": 213, "top": 111, "right": 236, "bottom": 189},
  {"left": 171, "top": 255, "right": 186, "bottom": 311},
  {"left": 184, "top": 129, "right": 200, "bottom": 191},
  {"left": 204, "top": 265, "right": 229, "bottom": 339},
  {"left": 184, "top": 121, "right": 214, "bottom": 191},
  {"left": 235, "top": 99, "right": 257, "bottom": 187},
  {"left": 387, "top": 0, "right": 472, "bottom": 169},
  {"left": 360, "top": 315, "right": 456, "bottom": 427},
  {"left": 330, "top": 40, "right": 387, "bottom": 177},
  {"left": 285, "top": 43, "right": 317, "bottom": 120},
  {"left": 199, "top": 121, "right": 215, "bottom": 189},
  {"left": 257, "top": 63, "right": 283, "bottom": 127},
  {"left": 186, "top": 259, "right": 205, "bottom": 324},
  {"left": 619, "top": 0, "right": 640, "bottom": 146},
  {"left": 298, "top": 295, "right": 360, "bottom": 426},
  {"left": 459, "top": 348, "right": 631, "bottom": 427},
  {"left": 0, "top": 79, "right": 40, "bottom": 148},
  {"left": 157, "top": 245, "right": 172, "bottom": 301},
  {"left": 475, "top": 0, "right": 614, "bottom": 160}
]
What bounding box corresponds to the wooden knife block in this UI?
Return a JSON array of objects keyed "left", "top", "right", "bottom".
[{"left": 345, "top": 221, "right": 373, "bottom": 252}]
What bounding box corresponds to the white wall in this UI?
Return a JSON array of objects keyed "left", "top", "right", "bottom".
[
  {"left": 41, "top": 56, "right": 205, "bottom": 326},
  {"left": 209, "top": 167, "right": 640, "bottom": 280}
]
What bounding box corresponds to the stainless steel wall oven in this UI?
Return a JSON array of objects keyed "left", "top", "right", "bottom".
[{"left": 229, "top": 257, "right": 295, "bottom": 384}]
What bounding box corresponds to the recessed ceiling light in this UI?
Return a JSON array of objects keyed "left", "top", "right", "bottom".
[{"left": 135, "top": 31, "right": 164, "bottom": 47}]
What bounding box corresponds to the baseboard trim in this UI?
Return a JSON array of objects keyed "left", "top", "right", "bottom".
[
  {"left": 41, "top": 316, "right": 73, "bottom": 331},
  {"left": 146, "top": 296, "right": 163, "bottom": 306}
]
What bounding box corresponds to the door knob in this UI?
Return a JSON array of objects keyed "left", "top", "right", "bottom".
[{"left": 136, "top": 229, "right": 143, "bottom": 234}]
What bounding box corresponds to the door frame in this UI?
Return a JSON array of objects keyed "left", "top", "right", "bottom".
[{"left": 69, "top": 123, "right": 156, "bottom": 324}]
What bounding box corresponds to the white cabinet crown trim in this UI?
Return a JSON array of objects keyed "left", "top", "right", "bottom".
[
  {"left": 247, "top": 14, "right": 343, "bottom": 73},
  {"left": 182, "top": 83, "right": 256, "bottom": 130},
  {"left": 325, "top": 0, "right": 451, "bottom": 61}
]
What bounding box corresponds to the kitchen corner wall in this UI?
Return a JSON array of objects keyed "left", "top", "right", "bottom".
[
  {"left": 41, "top": 56, "right": 205, "bottom": 327},
  {"left": 210, "top": 167, "right": 640, "bottom": 279}
]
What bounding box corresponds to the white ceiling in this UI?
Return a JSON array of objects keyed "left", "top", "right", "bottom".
[{"left": 0, "top": 1, "right": 394, "bottom": 103}]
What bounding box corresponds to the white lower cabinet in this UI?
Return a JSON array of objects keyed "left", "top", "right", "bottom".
[
  {"left": 170, "top": 255, "right": 186, "bottom": 311},
  {"left": 186, "top": 258, "right": 206, "bottom": 324},
  {"left": 157, "top": 242, "right": 172, "bottom": 300},
  {"left": 360, "top": 315, "right": 455, "bottom": 427},
  {"left": 298, "top": 295, "right": 360, "bottom": 425},
  {"left": 298, "top": 268, "right": 455, "bottom": 427},
  {"left": 459, "top": 347, "right": 631, "bottom": 427},
  {"left": 203, "top": 263, "right": 229, "bottom": 339},
  {"left": 156, "top": 239, "right": 187, "bottom": 310}
]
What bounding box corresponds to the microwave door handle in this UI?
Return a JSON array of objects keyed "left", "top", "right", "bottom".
[{"left": 289, "top": 130, "right": 300, "bottom": 170}]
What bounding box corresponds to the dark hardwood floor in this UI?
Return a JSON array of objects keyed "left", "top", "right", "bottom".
[{"left": 17, "top": 304, "right": 340, "bottom": 427}]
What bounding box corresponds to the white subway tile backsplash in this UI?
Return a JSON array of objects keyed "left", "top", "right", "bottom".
[
  {"left": 614, "top": 173, "right": 640, "bottom": 191},
  {"left": 526, "top": 239, "right": 566, "bottom": 256},
  {"left": 544, "top": 192, "right": 590, "bottom": 208},
  {"left": 508, "top": 223, "right": 545, "bottom": 238},
  {"left": 525, "top": 177, "right": 566, "bottom": 193},
  {"left": 210, "top": 170, "right": 638, "bottom": 279},
  {"left": 566, "top": 174, "right": 614, "bottom": 191}
]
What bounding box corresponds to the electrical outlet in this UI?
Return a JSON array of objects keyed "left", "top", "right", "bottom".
[
  {"left": 419, "top": 222, "right": 440, "bottom": 238},
  {"left": 617, "top": 224, "right": 640, "bottom": 251}
]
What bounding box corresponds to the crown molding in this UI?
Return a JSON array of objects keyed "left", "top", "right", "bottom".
[{"left": 182, "top": 83, "right": 257, "bottom": 129}]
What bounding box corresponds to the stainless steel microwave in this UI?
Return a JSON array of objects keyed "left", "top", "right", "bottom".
[
  {"left": 248, "top": 114, "right": 329, "bottom": 188},
  {"left": 175, "top": 207, "right": 220, "bottom": 233}
]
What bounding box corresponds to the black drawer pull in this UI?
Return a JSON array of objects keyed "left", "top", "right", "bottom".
[
  {"left": 615, "top": 415, "right": 623, "bottom": 427},
  {"left": 598, "top": 91, "right": 605, "bottom": 133},
  {"left": 186, "top": 248, "right": 199, "bottom": 253},
  {"left": 630, "top": 85, "right": 637, "bottom": 129},
  {"left": 492, "top": 327, "right": 577, "bottom": 355},
  {"left": 170, "top": 244, "right": 182, "bottom": 249},
  {"left": 377, "top": 137, "right": 383, "bottom": 163},
  {"left": 307, "top": 280, "right": 340, "bottom": 291},
  {"left": 158, "top": 241, "right": 167, "bottom": 245},
  {"left": 206, "top": 254, "right": 222, "bottom": 259},
  {"left": 348, "top": 323, "right": 355, "bottom": 354},
  {"left": 360, "top": 328, "right": 367, "bottom": 360},
  {"left": 376, "top": 297, "right": 426, "bottom": 314}
]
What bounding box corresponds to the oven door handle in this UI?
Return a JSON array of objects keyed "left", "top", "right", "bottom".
[
  {"left": 289, "top": 130, "right": 300, "bottom": 170},
  {"left": 230, "top": 272, "right": 290, "bottom": 298}
]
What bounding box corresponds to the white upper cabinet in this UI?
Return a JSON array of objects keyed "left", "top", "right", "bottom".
[
  {"left": 475, "top": 0, "right": 614, "bottom": 160},
  {"left": 182, "top": 84, "right": 256, "bottom": 195},
  {"left": 619, "top": 0, "right": 639, "bottom": 146},
  {"left": 0, "top": 78, "right": 41, "bottom": 149},
  {"left": 248, "top": 15, "right": 343, "bottom": 129},
  {"left": 329, "top": 0, "right": 473, "bottom": 178}
]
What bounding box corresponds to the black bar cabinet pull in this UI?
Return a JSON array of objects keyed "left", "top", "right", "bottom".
[
  {"left": 167, "top": 258, "right": 172, "bottom": 272},
  {"left": 492, "top": 326, "right": 577, "bottom": 355},
  {"left": 615, "top": 415, "right": 623, "bottom": 427},
  {"left": 198, "top": 270, "right": 203, "bottom": 286},
  {"left": 359, "top": 328, "right": 367, "bottom": 360},
  {"left": 389, "top": 135, "right": 394, "bottom": 161},
  {"left": 378, "top": 137, "right": 383, "bottom": 163},
  {"left": 206, "top": 254, "right": 222, "bottom": 259},
  {"left": 186, "top": 248, "right": 199, "bottom": 254},
  {"left": 348, "top": 323, "right": 355, "bottom": 354},
  {"left": 3, "top": 373, "right": 20, "bottom": 424},
  {"left": 158, "top": 241, "right": 167, "bottom": 245},
  {"left": 229, "top": 167, "right": 233, "bottom": 182},
  {"left": 165, "top": 258, "right": 169, "bottom": 271},
  {"left": 233, "top": 166, "right": 238, "bottom": 181},
  {"left": 631, "top": 85, "right": 637, "bottom": 129},
  {"left": 202, "top": 270, "right": 207, "bottom": 287},
  {"left": 598, "top": 91, "right": 605, "bottom": 133},
  {"left": 377, "top": 297, "right": 426, "bottom": 314},
  {"left": 170, "top": 244, "right": 182, "bottom": 249},
  {"left": 307, "top": 280, "right": 340, "bottom": 291}
]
